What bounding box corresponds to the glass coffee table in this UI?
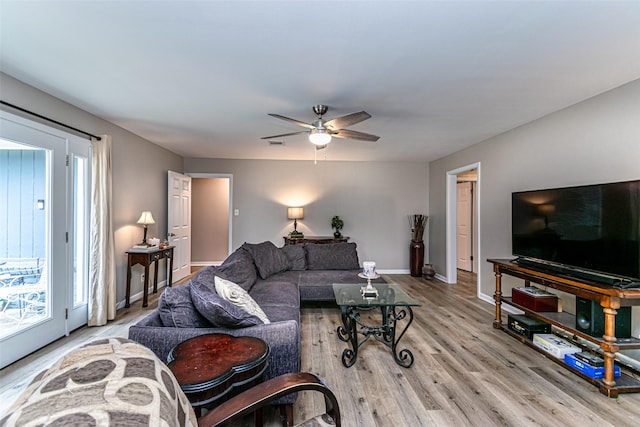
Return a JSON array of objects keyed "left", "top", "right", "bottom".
[{"left": 333, "top": 282, "right": 421, "bottom": 368}]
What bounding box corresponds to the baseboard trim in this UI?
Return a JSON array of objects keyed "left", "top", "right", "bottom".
[
  {"left": 116, "top": 280, "right": 167, "bottom": 310},
  {"left": 378, "top": 269, "right": 410, "bottom": 275},
  {"left": 190, "top": 261, "right": 223, "bottom": 267}
]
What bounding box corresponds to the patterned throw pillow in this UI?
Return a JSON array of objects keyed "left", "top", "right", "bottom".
[
  {"left": 1, "top": 338, "right": 197, "bottom": 427},
  {"left": 190, "top": 276, "right": 263, "bottom": 328},
  {"left": 214, "top": 276, "right": 270, "bottom": 324}
]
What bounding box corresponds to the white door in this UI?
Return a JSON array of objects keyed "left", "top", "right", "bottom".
[
  {"left": 0, "top": 111, "right": 89, "bottom": 367},
  {"left": 457, "top": 181, "right": 473, "bottom": 272},
  {"left": 168, "top": 171, "right": 191, "bottom": 282}
]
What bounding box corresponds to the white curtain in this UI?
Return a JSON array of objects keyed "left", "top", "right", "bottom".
[{"left": 88, "top": 134, "right": 116, "bottom": 326}]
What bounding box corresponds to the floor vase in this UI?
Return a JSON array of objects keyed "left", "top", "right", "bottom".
[{"left": 410, "top": 240, "right": 424, "bottom": 277}]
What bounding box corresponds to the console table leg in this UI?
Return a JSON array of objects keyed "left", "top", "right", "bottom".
[
  {"left": 125, "top": 258, "right": 132, "bottom": 308},
  {"left": 601, "top": 300, "right": 620, "bottom": 388},
  {"left": 493, "top": 267, "right": 502, "bottom": 329},
  {"left": 142, "top": 264, "right": 150, "bottom": 308}
]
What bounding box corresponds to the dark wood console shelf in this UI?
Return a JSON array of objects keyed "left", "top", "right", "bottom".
[
  {"left": 283, "top": 235, "right": 349, "bottom": 245},
  {"left": 489, "top": 258, "right": 640, "bottom": 397}
]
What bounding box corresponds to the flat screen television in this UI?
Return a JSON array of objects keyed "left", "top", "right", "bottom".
[{"left": 512, "top": 180, "right": 640, "bottom": 284}]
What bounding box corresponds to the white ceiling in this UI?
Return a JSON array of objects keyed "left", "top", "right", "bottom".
[{"left": 1, "top": 1, "right": 639, "bottom": 162}]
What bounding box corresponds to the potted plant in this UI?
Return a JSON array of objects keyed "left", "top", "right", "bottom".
[{"left": 331, "top": 215, "right": 344, "bottom": 238}]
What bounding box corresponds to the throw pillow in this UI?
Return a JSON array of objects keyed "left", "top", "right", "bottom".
[
  {"left": 216, "top": 248, "right": 258, "bottom": 291},
  {"left": 190, "top": 277, "right": 263, "bottom": 328},
  {"left": 306, "top": 242, "right": 360, "bottom": 270},
  {"left": 157, "top": 285, "right": 212, "bottom": 328},
  {"left": 214, "top": 276, "right": 270, "bottom": 324},
  {"left": 242, "top": 241, "right": 290, "bottom": 279},
  {"left": 281, "top": 244, "right": 307, "bottom": 270}
]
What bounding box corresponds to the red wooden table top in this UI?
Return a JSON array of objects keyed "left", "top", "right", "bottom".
[{"left": 167, "top": 334, "right": 269, "bottom": 392}]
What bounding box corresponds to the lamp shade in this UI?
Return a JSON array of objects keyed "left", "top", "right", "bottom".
[
  {"left": 309, "top": 129, "right": 332, "bottom": 145},
  {"left": 137, "top": 211, "right": 155, "bottom": 225},
  {"left": 287, "top": 207, "right": 304, "bottom": 220}
]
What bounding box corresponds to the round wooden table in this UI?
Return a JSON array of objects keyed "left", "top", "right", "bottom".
[{"left": 167, "top": 333, "right": 269, "bottom": 417}]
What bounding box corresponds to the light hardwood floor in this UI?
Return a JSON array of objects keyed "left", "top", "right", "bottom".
[{"left": 1, "top": 272, "right": 639, "bottom": 426}]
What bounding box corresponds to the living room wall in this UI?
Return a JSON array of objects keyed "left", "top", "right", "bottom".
[
  {"left": 0, "top": 73, "right": 183, "bottom": 306},
  {"left": 183, "top": 158, "right": 429, "bottom": 271},
  {"left": 429, "top": 78, "right": 640, "bottom": 335}
]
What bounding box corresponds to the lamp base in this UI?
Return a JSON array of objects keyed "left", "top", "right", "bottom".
[
  {"left": 137, "top": 242, "right": 153, "bottom": 247},
  {"left": 289, "top": 231, "right": 304, "bottom": 238}
]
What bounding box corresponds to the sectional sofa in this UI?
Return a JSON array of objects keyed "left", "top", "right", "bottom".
[{"left": 128, "top": 240, "right": 384, "bottom": 414}]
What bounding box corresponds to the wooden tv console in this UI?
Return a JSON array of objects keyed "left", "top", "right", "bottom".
[{"left": 488, "top": 259, "right": 640, "bottom": 397}]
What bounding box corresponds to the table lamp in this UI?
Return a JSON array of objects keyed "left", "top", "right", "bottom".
[
  {"left": 137, "top": 211, "right": 155, "bottom": 246},
  {"left": 287, "top": 207, "right": 304, "bottom": 237}
]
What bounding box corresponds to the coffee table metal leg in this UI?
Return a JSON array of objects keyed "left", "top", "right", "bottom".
[
  {"left": 390, "top": 306, "right": 415, "bottom": 367},
  {"left": 336, "top": 306, "right": 359, "bottom": 367}
]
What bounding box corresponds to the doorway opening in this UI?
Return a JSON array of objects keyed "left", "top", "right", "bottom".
[
  {"left": 188, "top": 174, "right": 233, "bottom": 267},
  {"left": 445, "top": 163, "right": 481, "bottom": 296}
]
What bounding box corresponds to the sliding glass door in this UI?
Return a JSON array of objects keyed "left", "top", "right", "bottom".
[{"left": 0, "top": 111, "right": 90, "bottom": 368}]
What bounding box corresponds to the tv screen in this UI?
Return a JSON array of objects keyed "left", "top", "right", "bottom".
[{"left": 512, "top": 180, "right": 640, "bottom": 282}]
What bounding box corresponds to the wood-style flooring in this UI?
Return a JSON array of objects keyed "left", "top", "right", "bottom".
[{"left": 1, "top": 271, "right": 639, "bottom": 426}]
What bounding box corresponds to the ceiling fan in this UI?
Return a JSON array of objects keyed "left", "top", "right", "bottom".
[{"left": 261, "top": 104, "right": 379, "bottom": 149}]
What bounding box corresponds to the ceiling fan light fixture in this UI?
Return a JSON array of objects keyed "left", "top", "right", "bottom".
[{"left": 309, "top": 129, "right": 332, "bottom": 145}]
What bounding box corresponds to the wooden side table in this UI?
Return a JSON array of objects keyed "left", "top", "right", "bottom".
[
  {"left": 125, "top": 246, "right": 174, "bottom": 308},
  {"left": 283, "top": 235, "right": 349, "bottom": 245},
  {"left": 167, "top": 333, "right": 269, "bottom": 418}
]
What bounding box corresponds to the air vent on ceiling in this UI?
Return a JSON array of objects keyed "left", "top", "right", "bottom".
[{"left": 268, "top": 140, "right": 285, "bottom": 146}]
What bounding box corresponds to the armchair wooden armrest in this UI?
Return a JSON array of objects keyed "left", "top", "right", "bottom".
[{"left": 197, "top": 372, "right": 340, "bottom": 427}]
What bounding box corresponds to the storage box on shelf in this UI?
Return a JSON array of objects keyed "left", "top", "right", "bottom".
[
  {"left": 508, "top": 314, "right": 551, "bottom": 340},
  {"left": 564, "top": 353, "right": 621, "bottom": 379},
  {"left": 488, "top": 258, "right": 640, "bottom": 398},
  {"left": 512, "top": 286, "right": 558, "bottom": 312}
]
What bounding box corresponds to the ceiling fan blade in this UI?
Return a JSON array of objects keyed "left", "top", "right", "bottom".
[
  {"left": 324, "top": 111, "right": 371, "bottom": 131},
  {"left": 268, "top": 113, "right": 314, "bottom": 129},
  {"left": 260, "top": 131, "right": 308, "bottom": 139},
  {"left": 332, "top": 129, "right": 380, "bottom": 142}
]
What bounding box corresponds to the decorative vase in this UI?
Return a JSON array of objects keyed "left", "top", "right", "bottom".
[
  {"left": 422, "top": 264, "right": 435, "bottom": 280},
  {"left": 334, "top": 231, "right": 342, "bottom": 238},
  {"left": 410, "top": 240, "right": 424, "bottom": 277}
]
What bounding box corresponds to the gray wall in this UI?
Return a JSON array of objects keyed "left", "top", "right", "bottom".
[
  {"left": 184, "top": 158, "right": 430, "bottom": 271},
  {"left": 429, "top": 79, "right": 640, "bottom": 334},
  {"left": 0, "top": 73, "right": 184, "bottom": 305}
]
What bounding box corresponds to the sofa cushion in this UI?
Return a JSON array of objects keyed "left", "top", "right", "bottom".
[
  {"left": 214, "top": 276, "right": 270, "bottom": 324},
  {"left": 252, "top": 283, "right": 301, "bottom": 325},
  {"left": 281, "top": 244, "right": 307, "bottom": 270},
  {"left": 306, "top": 242, "right": 360, "bottom": 270},
  {"left": 158, "top": 284, "right": 212, "bottom": 328},
  {"left": 250, "top": 280, "right": 300, "bottom": 309},
  {"left": 242, "top": 241, "right": 290, "bottom": 279},
  {"left": 190, "top": 276, "right": 264, "bottom": 328},
  {"left": 1, "top": 338, "right": 197, "bottom": 427},
  {"left": 216, "top": 248, "right": 258, "bottom": 291}
]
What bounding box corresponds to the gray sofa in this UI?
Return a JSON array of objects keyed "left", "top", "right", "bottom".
[{"left": 128, "top": 241, "right": 384, "bottom": 410}]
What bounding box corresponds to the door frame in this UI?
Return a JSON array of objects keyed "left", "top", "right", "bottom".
[
  {"left": 0, "top": 110, "right": 90, "bottom": 367},
  {"left": 445, "top": 162, "right": 481, "bottom": 295},
  {"left": 188, "top": 173, "right": 233, "bottom": 260}
]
